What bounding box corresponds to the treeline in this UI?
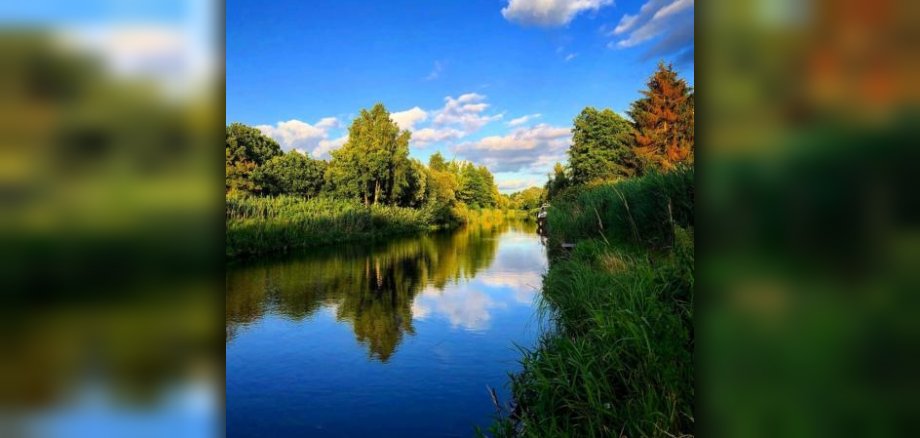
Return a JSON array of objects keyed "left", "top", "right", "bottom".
[
  {"left": 545, "top": 62, "right": 694, "bottom": 200},
  {"left": 227, "top": 104, "right": 540, "bottom": 223}
]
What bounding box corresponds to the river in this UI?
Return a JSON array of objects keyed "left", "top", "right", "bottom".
[{"left": 226, "top": 219, "right": 548, "bottom": 436}]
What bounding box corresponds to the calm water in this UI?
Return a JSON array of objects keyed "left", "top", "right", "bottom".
[{"left": 226, "top": 220, "right": 547, "bottom": 437}]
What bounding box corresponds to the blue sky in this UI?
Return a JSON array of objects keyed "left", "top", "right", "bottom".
[{"left": 227, "top": 0, "right": 694, "bottom": 192}]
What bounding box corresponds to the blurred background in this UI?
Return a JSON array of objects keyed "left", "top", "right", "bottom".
[
  {"left": 699, "top": 0, "right": 920, "bottom": 436},
  {"left": 0, "top": 1, "right": 223, "bottom": 437},
  {"left": 1, "top": 0, "right": 919, "bottom": 437}
]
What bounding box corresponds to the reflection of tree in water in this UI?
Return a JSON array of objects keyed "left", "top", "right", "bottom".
[{"left": 226, "top": 217, "right": 530, "bottom": 360}]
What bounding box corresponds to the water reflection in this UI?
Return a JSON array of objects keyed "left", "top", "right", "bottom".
[{"left": 226, "top": 220, "right": 540, "bottom": 361}]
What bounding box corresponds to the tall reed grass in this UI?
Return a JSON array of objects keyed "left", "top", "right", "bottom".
[
  {"left": 226, "top": 196, "right": 432, "bottom": 258},
  {"left": 486, "top": 169, "right": 694, "bottom": 437},
  {"left": 547, "top": 166, "right": 693, "bottom": 249}
]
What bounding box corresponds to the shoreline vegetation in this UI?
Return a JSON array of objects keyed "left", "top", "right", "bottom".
[
  {"left": 226, "top": 195, "right": 533, "bottom": 258},
  {"left": 486, "top": 168, "right": 694, "bottom": 437},
  {"left": 226, "top": 103, "right": 545, "bottom": 259},
  {"left": 484, "top": 63, "right": 694, "bottom": 436}
]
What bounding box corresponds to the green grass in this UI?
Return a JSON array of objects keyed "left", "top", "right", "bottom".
[
  {"left": 226, "top": 196, "right": 534, "bottom": 258},
  {"left": 547, "top": 166, "right": 693, "bottom": 250},
  {"left": 486, "top": 169, "right": 694, "bottom": 437},
  {"left": 226, "top": 196, "right": 434, "bottom": 258}
]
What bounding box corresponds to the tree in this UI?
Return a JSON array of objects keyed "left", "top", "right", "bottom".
[
  {"left": 545, "top": 162, "right": 570, "bottom": 200},
  {"left": 627, "top": 62, "right": 694, "bottom": 172},
  {"left": 226, "top": 123, "right": 282, "bottom": 194},
  {"left": 255, "top": 151, "right": 327, "bottom": 197},
  {"left": 569, "top": 107, "right": 636, "bottom": 185},
  {"left": 325, "top": 103, "right": 411, "bottom": 206},
  {"left": 226, "top": 122, "right": 282, "bottom": 165},
  {"left": 428, "top": 152, "right": 447, "bottom": 172},
  {"left": 510, "top": 187, "right": 544, "bottom": 211}
]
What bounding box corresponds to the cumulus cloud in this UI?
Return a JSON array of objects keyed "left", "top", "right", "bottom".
[
  {"left": 433, "top": 93, "right": 504, "bottom": 132},
  {"left": 507, "top": 113, "right": 542, "bottom": 127},
  {"left": 391, "top": 106, "right": 428, "bottom": 131},
  {"left": 502, "top": 0, "right": 614, "bottom": 27},
  {"left": 608, "top": 0, "right": 694, "bottom": 62},
  {"left": 256, "top": 118, "right": 343, "bottom": 159},
  {"left": 398, "top": 93, "right": 504, "bottom": 148},
  {"left": 451, "top": 123, "right": 571, "bottom": 173}
]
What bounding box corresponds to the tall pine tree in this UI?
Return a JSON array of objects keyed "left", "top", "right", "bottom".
[{"left": 628, "top": 63, "right": 694, "bottom": 173}]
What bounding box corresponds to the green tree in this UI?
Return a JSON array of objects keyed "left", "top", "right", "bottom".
[
  {"left": 255, "top": 151, "right": 327, "bottom": 197},
  {"left": 457, "top": 162, "right": 496, "bottom": 208},
  {"left": 569, "top": 107, "right": 636, "bottom": 185},
  {"left": 428, "top": 151, "right": 447, "bottom": 172},
  {"left": 325, "top": 103, "right": 411, "bottom": 205},
  {"left": 627, "top": 62, "right": 694, "bottom": 172},
  {"left": 545, "top": 162, "right": 570, "bottom": 200},
  {"left": 226, "top": 123, "right": 282, "bottom": 194},
  {"left": 512, "top": 187, "right": 544, "bottom": 211}
]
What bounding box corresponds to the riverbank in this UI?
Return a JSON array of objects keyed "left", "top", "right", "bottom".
[
  {"left": 226, "top": 195, "right": 532, "bottom": 258},
  {"left": 488, "top": 168, "right": 694, "bottom": 436}
]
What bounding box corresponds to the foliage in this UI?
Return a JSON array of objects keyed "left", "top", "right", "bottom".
[
  {"left": 507, "top": 187, "right": 544, "bottom": 211},
  {"left": 255, "top": 151, "right": 327, "bottom": 197},
  {"left": 569, "top": 107, "right": 637, "bottom": 184},
  {"left": 489, "top": 231, "right": 694, "bottom": 437},
  {"left": 325, "top": 103, "right": 412, "bottom": 206},
  {"left": 544, "top": 162, "right": 570, "bottom": 201},
  {"left": 226, "top": 196, "right": 432, "bottom": 258},
  {"left": 628, "top": 62, "right": 694, "bottom": 173},
  {"left": 547, "top": 166, "right": 694, "bottom": 250},
  {"left": 457, "top": 162, "right": 497, "bottom": 208},
  {"left": 226, "top": 122, "right": 283, "bottom": 194}
]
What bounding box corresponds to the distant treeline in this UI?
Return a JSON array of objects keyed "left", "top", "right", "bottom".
[{"left": 226, "top": 104, "right": 544, "bottom": 224}]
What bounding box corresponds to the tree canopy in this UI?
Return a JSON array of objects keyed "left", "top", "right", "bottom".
[
  {"left": 627, "top": 62, "right": 694, "bottom": 172},
  {"left": 569, "top": 107, "right": 636, "bottom": 185},
  {"left": 325, "top": 103, "right": 412, "bottom": 206}
]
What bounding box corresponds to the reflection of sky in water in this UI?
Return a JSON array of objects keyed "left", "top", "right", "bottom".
[
  {"left": 226, "top": 225, "right": 548, "bottom": 436},
  {"left": 411, "top": 231, "right": 547, "bottom": 331}
]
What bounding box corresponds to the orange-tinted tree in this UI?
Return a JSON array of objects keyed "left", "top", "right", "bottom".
[{"left": 627, "top": 63, "right": 694, "bottom": 172}]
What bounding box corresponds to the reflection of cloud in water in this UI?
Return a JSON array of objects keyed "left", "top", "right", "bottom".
[
  {"left": 412, "top": 285, "right": 506, "bottom": 331},
  {"left": 478, "top": 271, "right": 544, "bottom": 304}
]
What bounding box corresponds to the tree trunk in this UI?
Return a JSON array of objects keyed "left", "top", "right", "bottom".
[{"left": 374, "top": 180, "right": 381, "bottom": 205}]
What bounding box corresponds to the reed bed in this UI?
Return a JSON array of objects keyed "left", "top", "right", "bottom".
[
  {"left": 226, "top": 196, "right": 432, "bottom": 258},
  {"left": 487, "top": 169, "right": 694, "bottom": 437}
]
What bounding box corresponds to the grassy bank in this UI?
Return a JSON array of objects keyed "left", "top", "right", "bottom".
[
  {"left": 226, "top": 196, "right": 434, "bottom": 258},
  {"left": 488, "top": 168, "right": 694, "bottom": 437},
  {"left": 226, "top": 195, "right": 533, "bottom": 259}
]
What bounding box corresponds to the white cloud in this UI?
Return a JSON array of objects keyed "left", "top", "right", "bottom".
[
  {"left": 451, "top": 123, "right": 571, "bottom": 173},
  {"left": 502, "top": 0, "right": 614, "bottom": 27},
  {"left": 496, "top": 177, "right": 543, "bottom": 192},
  {"left": 399, "top": 93, "right": 504, "bottom": 148},
  {"left": 391, "top": 106, "right": 428, "bottom": 131},
  {"left": 256, "top": 118, "right": 343, "bottom": 159},
  {"left": 608, "top": 0, "right": 694, "bottom": 60},
  {"left": 564, "top": 53, "right": 578, "bottom": 62},
  {"left": 412, "top": 127, "right": 465, "bottom": 146},
  {"left": 507, "top": 113, "right": 542, "bottom": 127},
  {"left": 433, "top": 93, "right": 504, "bottom": 133},
  {"left": 314, "top": 135, "right": 348, "bottom": 159}
]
